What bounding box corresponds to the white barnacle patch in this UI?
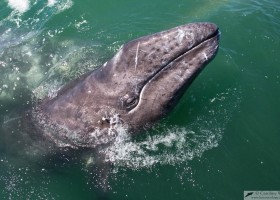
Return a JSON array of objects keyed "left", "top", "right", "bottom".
[
  {"left": 112, "top": 47, "right": 123, "bottom": 66},
  {"left": 203, "top": 52, "right": 208, "bottom": 61},
  {"left": 177, "top": 29, "right": 195, "bottom": 47},
  {"left": 173, "top": 73, "right": 184, "bottom": 82},
  {"left": 134, "top": 42, "right": 140, "bottom": 71},
  {"left": 176, "top": 29, "right": 185, "bottom": 43},
  {"left": 90, "top": 112, "right": 127, "bottom": 143}
]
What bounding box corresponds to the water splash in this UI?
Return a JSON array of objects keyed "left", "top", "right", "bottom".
[
  {"left": 102, "top": 123, "right": 221, "bottom": 170},
  {"left": 47, "top": 0, "right": 57, "bottom": 7},
  {"left": 1, "top": 0, "right": 73, "bottom": 47},
  {"left": 0, "top": 0, "right": 74, "bottom": 94},
  {"left": 7, "top": 0, "right": 30, "bottom": 13},
  {"left": 96, "top": 87, "right": 241, "bottom": 171},
  {"left": 0, "top": 0, "right": 105, "bottom": 108}
]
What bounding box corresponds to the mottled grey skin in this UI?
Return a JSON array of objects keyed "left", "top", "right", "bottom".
[{"left": 29, "top": 22, "right": 219, "bottom": 149}]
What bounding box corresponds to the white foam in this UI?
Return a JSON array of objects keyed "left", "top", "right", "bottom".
[
  {"left": 7, "top": 0, "right": 30, "bottom": 13},
  {"left": 55, "top": 0, "right": 73, "bottom": 12},
  {"left": 47, "top": 0, "right": 56, "bottom": 6},
  {"left": 106, "top": 126, "right": 220, "bottom": 169},
  {"left": 102, "top": 88, "right": 241, "bottom": 171}
]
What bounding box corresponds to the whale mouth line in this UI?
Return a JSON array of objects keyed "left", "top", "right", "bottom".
[
  {"left": 158, "top": 28, "right": 220, "bottom": 75},
  {"left": 145, "top": 29, "right": 220, "bottom": 85},
  {"left": 128, "top": 28, "right": 219, "bottom": 114}
]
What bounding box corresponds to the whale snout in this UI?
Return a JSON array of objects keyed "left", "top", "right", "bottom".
[{"left": 125, "top": 23, "right": 220, "bottom": 129}]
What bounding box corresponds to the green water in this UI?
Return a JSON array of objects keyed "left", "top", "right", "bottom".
[{"left": 0, "top": 0, "right": 280, "bottom": 199}]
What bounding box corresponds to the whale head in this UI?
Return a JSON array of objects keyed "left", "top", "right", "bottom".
[
  {"left": 94, "top": 22, "right": 220, "bottom": 129},
  {"left": 32, "top": 22, "right": 219, "bottom": 148}
]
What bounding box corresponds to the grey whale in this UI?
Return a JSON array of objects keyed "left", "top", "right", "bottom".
[{"left": 26, "top": 22, "right": 220, "bottom": 149}]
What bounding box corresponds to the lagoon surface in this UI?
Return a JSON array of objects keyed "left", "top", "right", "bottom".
[{"left": 0, "top": 0, "right": 280, "bottom": 199}]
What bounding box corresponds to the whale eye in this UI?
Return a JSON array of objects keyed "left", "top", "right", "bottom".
[
  {"left": 121, "top": 94, "right": 139, "bottom": 110},
  {"left": 125, "top": 96, "right": 139, "bottom": 110}
]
